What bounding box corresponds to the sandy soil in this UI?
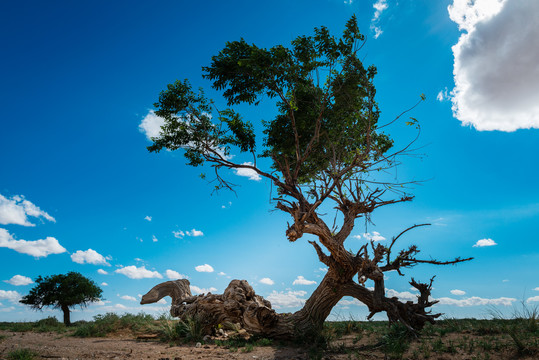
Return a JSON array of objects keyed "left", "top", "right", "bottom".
[
  {"left": 0, "top": 331, "right": 311, "bottom": 360},
  {"left": 1, "top": 330, "right": 536, "bottom": 360}
]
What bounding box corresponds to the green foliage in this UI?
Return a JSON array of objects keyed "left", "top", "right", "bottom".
[
  {"left": 148, "top": 15, "right": 395, "bottom": 186},
  {"left": 7, "top": 348, "right": 38, "bottom": 360},
  {"left": 158, "top": 314, "right": 204, "bottom": 343},
  {"left": 380, "top": 323, "right": 415, "bottom": 359},
  {"left": 19, "top": 272, "right": 102, "bottom": 315},
  {"left": 72, "top": 312, "right": 156, "bottom": 337}
]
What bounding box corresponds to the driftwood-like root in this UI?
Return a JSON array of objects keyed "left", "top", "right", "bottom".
[{"left": 141, "top": 279, "right": 284, "bottom": 335}]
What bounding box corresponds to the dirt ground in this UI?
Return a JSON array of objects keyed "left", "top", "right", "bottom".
[
  {"left": 0, "top": 330, "right": 311, "bottom": 360},
  {"left": 1, "top": 329, "right": 537, "bottom": 360}
]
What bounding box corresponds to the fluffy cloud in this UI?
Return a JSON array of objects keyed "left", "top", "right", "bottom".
[
  {"left": 71, "top": 249, "right": 110, "bottom": 266},
  {"left": 0, "top": 228, "right": 66, "bottom": 258},
  {"left": 152, "top": 235, "right": 158, "bottom": 242},
  {"left": 337, "top": 298, "right": 363, "bottom": 307},
  {"left": 473, "top": 238, "right": 497, "bottom": 247},
  {"left": 437, "top": 296, "right": 516, "bottom": 306},
  {"left": 119, "top": 295, "right": 137, "bottom": 302},
  {"left": 115, "top": 266, "right": 163, "bottom": 279},
  {"left": 259, "top": 278, "right": 274, "bottom": 285},
  {"left": 190, "top": 285, "right": 217, "bottom": 295},
  {"left": 448, "top": 0, "right": 539, "bottom": 131},
  {"left": 97, "top": 269, "right": 108, "bottom": 275},
  {"left": 363, "top": 231, "right": 386, "bottom": 241},
  {"left": 4, "top": 275, "right": 33, "bottom": 286},
  {"left": 450, "top": 289, "right": 466, "bottom": 296},
  {"left": 319, "top": 267, "right": 328, "bottom": 273},
  {"left": 534, "top": 287, "right": 539, "bottom": 291},
  {"left": 527, "top": 296, "right": 539, "bottom": 303},
  {"left": 101, "top": 282, "right": 108, "bottom": 286},
  {"left": 195, "top": 264, "right": 214, "bottom": 273},
  {"left": 186, "top": 229, "right": 204, "bottom": 237},
  {"left": 218, "top": 272, "right": 226, "bottom": 276},
  {"left": 139, "top": 110, "right": 164, "bottom": 140},
  {"left": 370, "top": 0, "right": 388, "bottom": 39},
  {"left": 0, "top": 194, "right": 55, "bottom": 226},
  {"left": 144, "top": 216, "right": 152, "bottom": 222},
  {"left": 266, "top": 290, "right": 307, "bottom": 309},
  {"left": 0, "top": 290, "right": 22, "bottom": 303},
  {"left": 172, "top": 230, "right": 184, "bottom": 239},
  {"left": 165, "top": 269, "right": 188, "bottom": 280},
  {"left": 293, "top": 276, "right": 317, "bottom": 286},
  {"left": 385, "top": 289, "right": 417, "bottom": 302},
  {"left": 233, "top": 162, "right": 261, "bottom": 181}
]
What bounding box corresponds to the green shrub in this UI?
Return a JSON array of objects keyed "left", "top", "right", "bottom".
[{"left": 7, "top": 348, "right": 37, "bottom": 360}]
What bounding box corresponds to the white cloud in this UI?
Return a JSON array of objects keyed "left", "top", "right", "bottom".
[
  {"left": 165, "top": 269, "right": 188, "bottom": 280},
  {"left": 139, "top": 110, "right": 164, "bottom": 141},
  {"left": 259, "top": 278, "right": 274, "bottom": 285},
  {"left": 473, "top": 238, "right": 497, "bottom": 247},
  {"left": 351, "top": 235, "right": 361, "bottom": 240},
  {"left": 0, "top": 306, "right": 15, "bottom": 312},
  {"left": 186, "top": 229, "right": 204, "bottom": 237},
  {"left": 319, "top": 267, "right": 328, "bottom": 272},
  {"left": 534, "top": 287, "right": 539, "bottom": 291},
  {"left": 448, "top": 0, "right": 539, "bottom": 131},
  {"left": 527, "top": 296, "right": 539, "bottom": 303},
  {"left": 437, "top": 296, "right": 516, "bottom": 306},
  {"left": 233, "top": 162, "right": 261, "bottom": 181},
  {"left": 195, "top": 264, "right": 214, "bottom": 273},
  {"left": 266, "top": 290, "right": 307, "bottom": 309},
  {"left": 0, "top": 228, "right": 66, "bottom": 258},
  {"left": 115, "top": 265, "right": 163, "bottom": 279},
  {"left": 0, "top": 290, "right": 22, "bottom": 303},
  {"left": 437, "top": 87, "right": 449, "bottom": 102},
  {"left": 385, "top": 289, "right": 417, "bottom": 302},
  {"left": 71, "top": 249, "right": 110, "bottom": 266},
  {"left": 101, "top": 282, "right": 108, "bottom": 286},
  {"left": 119, "top": 295, "right": 137, "bottom": 302},
  {"left": 97, "top": 269, "right": 108, "bottom": 275},
  {"left": 370, "top": 0, "right": 388, "bottom": 39},
  {"left": 293, "top": 276, "right": 317, "bottom": 286},
  {"left": 157, "top": 299, "right": 167, "bottom": 304},
  {"left": 172, "top": 230, "right": 184, "bottom": 239},
  {"left": 363, "top": 231, "right": 386, "bottom": 241},
  {"left": 0, "top": 194, "right": 55, "bottom": 227},
  {"left": 4, "top": 275, "right": 33, "bottom": 286},
  {"left": 338, "top": 298, "right": 363, "bottom": 307},
  {"left": 450, "top": 289, "right": 466, "bottom": 296},
  {"left": 190, "top": 285, "right": 217, "bottom": 295},
  {"left": 218, "top": 271, "right": 226, "bottom": 276},
  {"left": 144, "top": 216, "right": 152, "bottom": 222},
  {"left": 152, "top": 235, "right": 158, "bottom": 242}
]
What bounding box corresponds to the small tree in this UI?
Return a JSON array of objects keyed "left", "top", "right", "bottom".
[
  {"left": 20, "top": 272, "right": 103, "bottom": 326},
  {"left": 141, "top": 16, "right": 472, "bottom": 339}
]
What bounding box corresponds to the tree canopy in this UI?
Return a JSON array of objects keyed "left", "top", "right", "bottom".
[{"left": 20, "top": 272, "right": 103, "bottom": 326}]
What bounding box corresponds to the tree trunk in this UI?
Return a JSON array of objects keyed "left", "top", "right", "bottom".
[
  {"left": 141, "top": 271, "right": 440, "bottom": 340},
  {"left": 61, "top": 304, "right": 71, "bottom": 326}
]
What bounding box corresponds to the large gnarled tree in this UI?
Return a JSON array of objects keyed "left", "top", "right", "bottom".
[{"left": 141, "top": 16, "right": 472, "bottom": 339}]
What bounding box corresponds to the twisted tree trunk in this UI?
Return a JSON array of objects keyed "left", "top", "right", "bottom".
[{"left": 141, "top": 267, "right": 439, "bottom": 339}]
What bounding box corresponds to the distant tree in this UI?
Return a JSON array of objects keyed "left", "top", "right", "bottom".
[
  {"left": 141, "top": 16, "right": 472, "bottom": 339},
  {"left": 20, "top": 272, "right": 102, "bottom": 326}
]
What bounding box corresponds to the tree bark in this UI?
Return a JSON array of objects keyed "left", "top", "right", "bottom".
[{"left": 61, "top": 304, "right": 71, "bottom": 326}]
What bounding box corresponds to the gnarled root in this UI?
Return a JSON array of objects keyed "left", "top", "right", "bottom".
[{"left": 141, "top": 279, "right": 286, "bottom": 336}]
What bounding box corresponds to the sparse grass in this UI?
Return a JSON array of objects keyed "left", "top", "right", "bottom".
[
  {"left": 72, "top": 312, "right": 156, "bottom": 337},
  {"left": 6, "top": 348, "right": 38, "bottom": 360}
]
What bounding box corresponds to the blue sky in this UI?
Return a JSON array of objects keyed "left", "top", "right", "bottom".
[{"left": 1, "top": 0, "right": 538, "bottom": 322}]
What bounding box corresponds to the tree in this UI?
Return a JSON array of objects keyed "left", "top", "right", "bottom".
[
  {"left": 141, "top": 16, "right": 472, "bottom": 339},
  {"left": 20, "top": 272, "right": 103, "bottom": 326}
]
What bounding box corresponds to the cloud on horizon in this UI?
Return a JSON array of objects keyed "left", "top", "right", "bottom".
[
  {"left": 473, "top": 238, "right": 497, "bottom": 247},
  {"left": 4, "top": 275, "right": 33, "bottom": 286},
  {"left": 0, "top": 228, "right": 66, "bottom": 258},
  {"left": 448, "top": 0, "right": 539, "bottom": 131},
  {"left": 71, "top": 249, "right": 111, "bottom": 266},
  {"left": 115, "top": 265, "right": 162, "bottom": 279}
]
